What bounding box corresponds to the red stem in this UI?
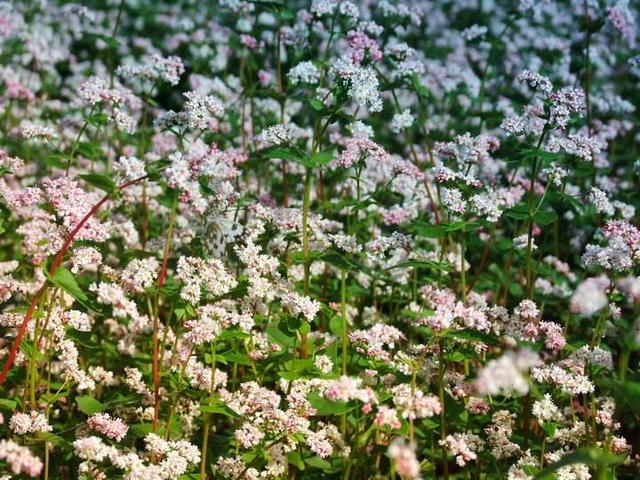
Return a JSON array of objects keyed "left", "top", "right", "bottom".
[{"left": 0, "top": 175, "right": 148, "bottom": 386}]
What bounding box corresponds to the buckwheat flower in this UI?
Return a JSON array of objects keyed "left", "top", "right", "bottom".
[
  {"left": 332, "top": 58, "right": 383, "bottom": 113},
  {"left": 349, "top": 324, "right": 405, "bottom": 361},
  {"left": 117, "top": 54, "right": 185, "bottom": 86},
  {"left": 235, "top": 422, "right": 264, "bottom": 449},
  {"left": 371, "top": 406, "right": 400, "bottom": 431},
  {"left": 441, "top": 187, "right": 466, "bottom": 214},
  {"left": 63, "top": 310, "right": 93, "bottom": 331},
  {"left": 79, "top": 77, "right": 121, "bottom": 105},
  {"left": 325, "top": 376, "right": 378, "bottom": 404},
  {"left": 390, "top": 109, "right": 414, "bottom": 133},
  {"left": 392, "top": 385, "right": 441, "bottom": 420},
  {"left": 543, "top": 164, "right": 568, "bottom": 186},
  {"left": 335, "top": 134, "right": 389, "bottom": 168},
  {"left": 257, "top": 70, "right": 271, "bottom": 86},
  {"left": 114, "top": 155, "right": 146, "bottom": 181},
  {"left": 569, "top": 345, "right": 614, "bottom": 370},
  {"left": 281, "top": 291, "right": 321, "bottom": 321},
  {"left": 70, "top": 246, "right": 103, "bottom": 274},
  {"left": 150, "top": 54, "right": 185, "bottom": 85},
  {"left": 540, "top": 321, "right": 566, "bottom": 351},
  {"left": 570, "top": 277, "right": 609, "bottom": 316},
  {"left": 124, "top": 367, "right": 153, "bottom": 401},
  {"left": 608, "top": 2, "right": 636, "bottom": 45},
  {"left": 347, "top": 29, "right": 381, "bottom": 63},
  {"left": 306, "top": 428, "right": 334, "bottom": 458},
  {"left": 532, "top": 393, "right": 562, "bottom": 423},
  {"left": 514, "top": 300, "right": 540, "bottom": 319},
  {"left": 485, "top": 411, "right": 521, "bottom": 459},
  {"left": 440, "top": 433, "right": 483, "bottom": 467},
  {"left": 184, "top": 313, "right": 220, "bottom": 345},
  {"left": 42, "top": 177, "right": 109, "bottom": 242},
  {"left": 89, "top": 366, "right": 118, "bottom": 387},
  {"left": 470, "top": 189, "right": 512, "bottom": 223},
  {"left": 0, "top": 440, "right": 43, "bottom": 477},
  {"left": 517, "top": 70, "right": 553, "bottom": 95},
  {"left": 551, "top": 456, "right": 591, "bottom": 480},
  {"left": 240, "top": 34, "right": 260, "bottom": 49},
  {"left": 9, "top": 411, "right": 52, "bottom": 435},
  {"left": 461, "top": 24, "right": 488, "bottom": 41},
  {"left": 330, "top": 232, "right": 361, "bottom": 253},
  {"left": 73, "top": 436, "right": 116, "bottom": 462},
  {"left": 589, "top": 187, "right": 614, "bottom": 216},
  {"left": 113, "top": 107, "right": 136, "bottom": 133},
  {"left": 57, "top": 339, "right": 96, "bottom": 391},
  {"left": 260, "top": 124, "right": 291, "bottom": 146},
  {"left": 475, "top": 349, "right": 541, "bottom": 397},
  {"left": 176, "top": 256, "right": 237, "bottom": 304},
  {"left": 21, "top": 121, "right": 56, "bottom": 139},
  {"left": 388, "top": 438, "right": 421, "bottom": 480},
  {"left": 216, "top": 456, "right": 258, "bottom": 479},
  {"left": 224, "top": 382, "right": 281, "bottom": 416},
  {"left": 339, "top": 1, "right": 360, "bottom": 18},
  {"left": 311, "top": 0, "right": 337, "bottom": 16},
  {"left": 549, "top": 88, "right": 585, "bottom": 129},
  {"left": 183, "top": 91, "right": 225, "bottom": 130},
  {"left": 90, "top": 282, "right": 139, "bottom": 319},
  {"left": 349, "top": 120, "right": 374, "bottom": 138},
  {"left": 288, "top": 61, "right": 320, "bottom": 84},
  {"left": 531, "top": 365, "right": 595, "bottom": 396},
  {"left": 87, "top": 413, "right": 128, "bottom": 442},
  {"left": 122, "top": 257, "right": 159, "bottom": 293},
  {"left": 314, "top": 354, "right": 333, "bottom": 374},
  {"left": 548, "top": 134, "right": 600, "bottom": 162},
  {"left": 501, "top": 115, "right": 528, "bottom": 136}
]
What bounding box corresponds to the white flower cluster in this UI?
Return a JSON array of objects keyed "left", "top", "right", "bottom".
[
  {"left": 288, "top": 61, "right": 321, "bottom": 84},
  {"left": 332, "top": 58, "right": 383, "bottom": 113}
]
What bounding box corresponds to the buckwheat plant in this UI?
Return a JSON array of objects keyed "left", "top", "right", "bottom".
[{"left": 0, "top": 0, "right": 639, "bottom": 479}]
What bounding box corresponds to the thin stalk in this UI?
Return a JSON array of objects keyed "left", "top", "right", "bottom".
[
  {"left": 438, "top": 339, "right": 449, "bottom": 480},
  {"left": 201, "top": 341, "right": 218, "bottom": 480},
  {"left": 300, "top": 167, "right": 313, "bottom": 358}
]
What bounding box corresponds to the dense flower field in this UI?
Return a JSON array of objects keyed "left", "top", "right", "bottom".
[{"left": 0, "top": 0, "right": 639, "bottom": 478}]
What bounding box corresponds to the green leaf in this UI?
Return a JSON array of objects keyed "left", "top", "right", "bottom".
[
  {"left": 37, "top": 432, "right": 69, "bottom": 448},
  {"left": 320, "top": 251, "right": 357, "bottom": 271},
  {"left": 540, "top": 422, "right": 557, "bottom": 437},
  {"left": 445, "top": 329, "right": 500, "bottom": 346},
  {"left": 386, "top": 259, "right": 452, "bottom": 273},
  {"left": 262, "top": 146, "right": 302, "bottom": 162},
  {"left": 76, "top": 395, "right": 104, "bottom": 415},
  {"left": 308, "top": 98, "right": 325, "bottom": 111},
  {"left": 505, "top": 204, "right": 530, "bottom": 220},
  {"left": 79, "top": 173, "right": 116, "bottom": 194},
  {"left": 309, "top": 149, "right": 334, "bottom": 167},
  {"left": 200, "top": 399, "right": 239, "bottom": 418},
  {"left": 48, "top": 267, "right": 88, "bottom": 302},
  {"left": 288, "top": 451, "right": 305, "bottom": 470},
  {"left": 410, "top": 222, "right": 448, "bottom": 238},
  {"left": 305, "top": 456, "right": 340, "bottom": 473},
  {"left": 533, "top": 209, "right": 558, "bottom": 226},
  {"left": 307, "top": 392, "right": 357, "bottom": 415},
  {"left": 87, "top": 112, "right": 110, "bottom": 127},
  {"left": 0, "top": 398, "right": 17, "bottom": 410},
  {"left": 534, "top": 448, "right": 625, "bottom": 479}
]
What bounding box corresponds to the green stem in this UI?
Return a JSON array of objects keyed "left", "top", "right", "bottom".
[
  {"left": 300, "top": 167, "right": 313, "bottom": 358},
  {"left": 201, "top": 341, "right": 218, "bottom": 480},
  {"left": 438, "top": 339, "right": 449, "bottom": 480}
]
